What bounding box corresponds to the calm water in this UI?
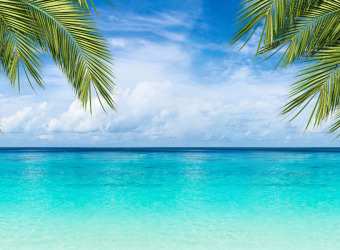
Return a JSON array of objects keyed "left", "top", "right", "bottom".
[{"left": 0, "top": 148, "right": 340, "bottom": 249}]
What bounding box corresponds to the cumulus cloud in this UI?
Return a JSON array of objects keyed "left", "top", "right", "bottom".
[
  {"left": 0, "top": 32, "right": 328, "bottom": 147},
  {"left": 0, "top": 7, "right": 333, "bottom": 147},
  {"left": 39, "top": 134, "right": 53, "bottom": 140},
  {"left": 1, "top": 107, "right": 33, "bottom": 132},
  {"left": 0, "top": 66, "right": 298, "bottom": 146}
]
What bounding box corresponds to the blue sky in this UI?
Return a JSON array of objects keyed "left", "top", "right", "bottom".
[{"left": 0, "top": 0, "right": 337, "bottom": 147}]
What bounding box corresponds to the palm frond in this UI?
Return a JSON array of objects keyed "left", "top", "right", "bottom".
[
  {"left": 329, "top": 110, "right": 340, "bottom": 137},
  {"left": 0, "top": 1, "right": 43, "bottom": 90},
  {"left": 71, "top": 0, "right": 115, "bottom": 14},
  {"left": 24, "top": 0, "right": 115, "bottom": 111},
  {"left": 260, "top": 0, "right": 340, "bottom": 68},
  {"left": 230, "top": 0, "right": 317, "bottom": 53},
  {"left": 0, "top": 0, "right": 115, "bottom": 112},
  {"left": 230, "top": 0, "right": 340, "bottom": 135},
  {"left": 281, "top": 46, "right": 340, "bottom": 129}
]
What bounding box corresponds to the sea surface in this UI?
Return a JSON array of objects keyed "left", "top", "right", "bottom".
[{"left": 0, "top": 148, "right": 340, "bottom": 249}]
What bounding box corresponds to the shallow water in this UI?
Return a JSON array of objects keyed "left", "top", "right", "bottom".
[{"left": 0, "top": 148, "right": 340, "bottom": 249}]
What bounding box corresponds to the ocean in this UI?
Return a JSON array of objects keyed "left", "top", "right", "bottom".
[{"left": 0, "top": 148, "right": 339, "bottom": 249}]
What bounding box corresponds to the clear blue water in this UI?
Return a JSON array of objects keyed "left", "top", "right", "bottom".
[{"left": 0, "top": 148, "right": 340, "bottom": 249}]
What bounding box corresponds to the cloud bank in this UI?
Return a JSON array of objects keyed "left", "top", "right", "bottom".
[{"left": 0, "top": 7, "right": 334, "bottom": 147}]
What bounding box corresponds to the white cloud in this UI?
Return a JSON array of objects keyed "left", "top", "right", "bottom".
[
  {"left": 109, "top": 38, "right": 126, "bottom": 48},
  {"left": 39, "top": 134, "right": 53, "bottom": 140},
  {"left": 0, "top": 34, "right": 324, "bottom": 146},
  {"left": 0, "top": 7, "right": 335, "bottom": 147},
  {"left": 1, "top": 101, "right": 49, "bottom": 133},
  {"left": 17, "top": 68, "right": 290, "bottom": 144},
  {"left": 99, "top": 9, "right": 201, "bottom": 44},
  {"left": 104, "top": 11, "right": 196, "bottom": 31},
  {"left": 1, "top": 107, "right": 33, "bottom": 132},
  {"left": 110, "top": 39, "right": 192, "bottom": 88},
  {"left": 132, "top": 12, "right": 193, "bottom": 27}
]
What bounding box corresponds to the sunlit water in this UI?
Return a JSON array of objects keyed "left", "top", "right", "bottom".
[{"left": 0, "top": 148, "right": 340, "bottom": 249}]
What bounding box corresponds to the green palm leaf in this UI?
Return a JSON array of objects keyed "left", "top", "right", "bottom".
[
  {"left": 230, "top": 0, "right": 340, "bottom": 136},
  {"left": 0, "top": 0, "right": 115, "bottom": 116},
  {"left": 25, "top": 0, "right": 115, "bottom": 111}
]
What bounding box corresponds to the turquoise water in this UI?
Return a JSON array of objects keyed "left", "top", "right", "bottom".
[{"left": 0, "top": 148, "right": 340, "bottom": 249}]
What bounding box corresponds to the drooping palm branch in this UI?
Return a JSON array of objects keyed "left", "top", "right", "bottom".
[
  {"left": 230, "top": 0, "right": 340, "bottom": 136},
  {"left": 0, "top": 0, "right": 115, "bottom": 113}
]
